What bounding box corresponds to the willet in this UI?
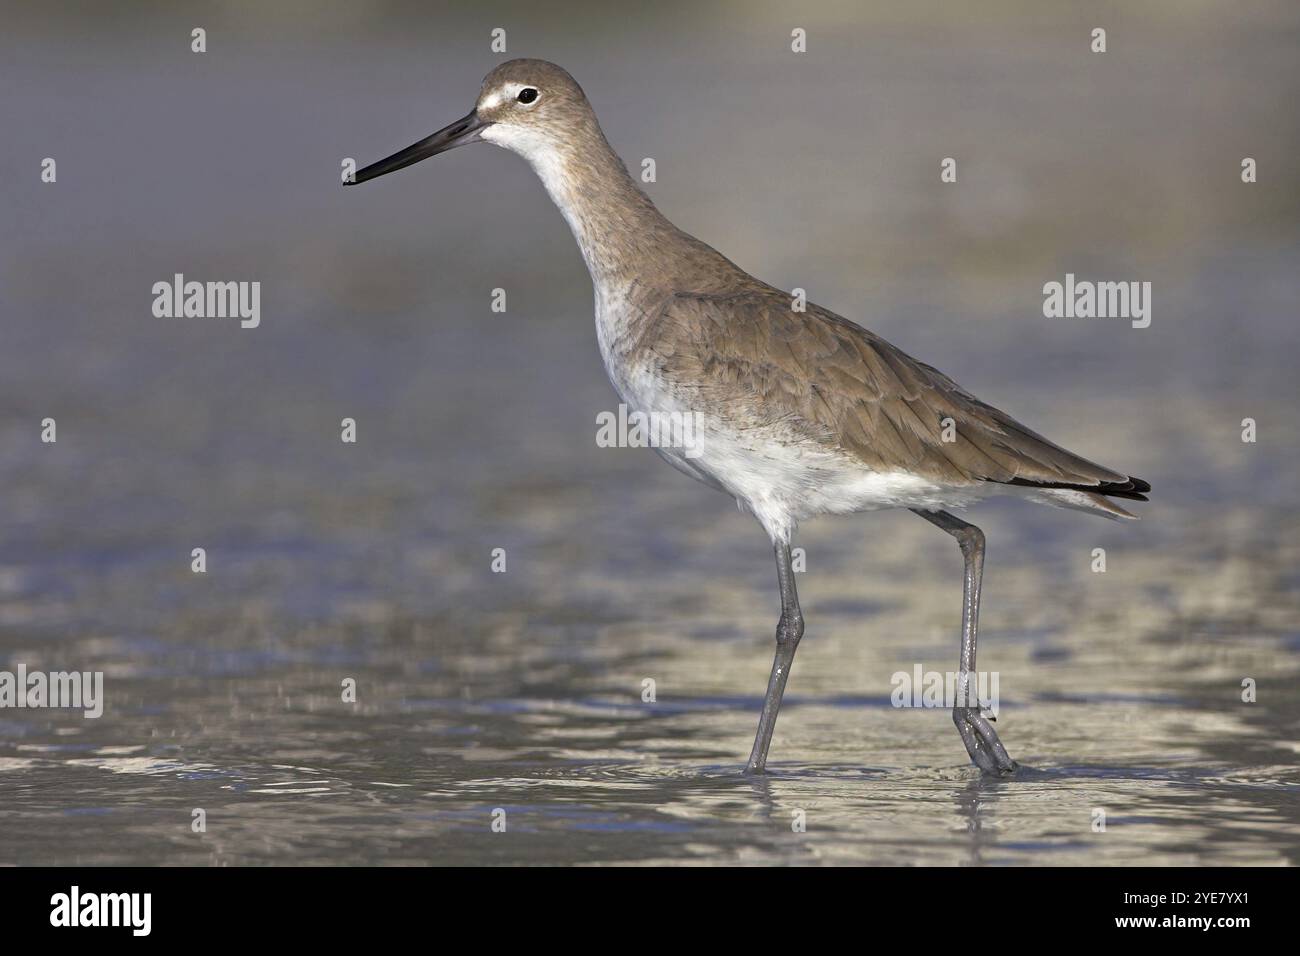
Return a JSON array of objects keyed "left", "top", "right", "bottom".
[{"left": 347, "top": 59, "right": 1150, "bottom": 775}]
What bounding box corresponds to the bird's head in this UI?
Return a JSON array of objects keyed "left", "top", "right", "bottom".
[{"left": 346, "top": 59, "right": 596, "bottom": 185}]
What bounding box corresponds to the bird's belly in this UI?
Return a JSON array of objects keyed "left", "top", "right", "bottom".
[{"left": 676, "top": 426, "right": 957, "bottom": 512}]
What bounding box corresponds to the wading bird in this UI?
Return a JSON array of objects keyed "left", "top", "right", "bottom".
[{"left": 347, "top": 60, "right": 1149, "bottom": 775}]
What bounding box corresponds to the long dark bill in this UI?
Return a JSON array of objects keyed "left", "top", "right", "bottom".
[{"left": 345, "top": 110, "right": 486, "bottom": 185}]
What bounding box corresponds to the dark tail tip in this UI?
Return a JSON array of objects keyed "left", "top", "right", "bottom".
[{"left": 1001, "top": 475, "right": 1151, "bottom": 502}]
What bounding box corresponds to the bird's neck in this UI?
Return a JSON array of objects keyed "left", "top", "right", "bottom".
[{"left": 519, "top": 124, "right": 738, "bottom": 300}]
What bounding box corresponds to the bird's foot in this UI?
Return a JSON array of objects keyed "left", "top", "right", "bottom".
[{"left": 953, "top": 706, "right": 1018, "bottom": 776}]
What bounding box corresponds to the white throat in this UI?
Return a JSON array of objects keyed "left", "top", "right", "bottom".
[{"left": 481, "top": 125, "right": 602, "bottom": 278}]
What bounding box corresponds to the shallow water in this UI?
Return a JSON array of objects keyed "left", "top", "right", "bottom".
[{"left": 1, "top": 2, "right": 1298, "bottom": 865}]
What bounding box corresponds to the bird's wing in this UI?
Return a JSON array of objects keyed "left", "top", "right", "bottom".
[{"left": 642, "top": 288, "right": 1142, "bottom": 493}]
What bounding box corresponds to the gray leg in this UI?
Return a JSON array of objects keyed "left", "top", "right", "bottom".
[
  {"left": 912, "top": 509, "right": 1018, "bottom": 775},
  {"left": 745, "top": 542, "right": 804, "bottom": 774}
]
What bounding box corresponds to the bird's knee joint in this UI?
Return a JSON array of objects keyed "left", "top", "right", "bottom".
[
  {"left": 776, "top": 611, "right": 804, "bottom": 645},
  {"left": 957, "top": 526, "right": 984, "bottom": 555}
]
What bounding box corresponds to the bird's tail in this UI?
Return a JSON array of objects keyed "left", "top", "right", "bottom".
[{"left": 1005, "top": 477, "right": 1150, "bottom": 521}]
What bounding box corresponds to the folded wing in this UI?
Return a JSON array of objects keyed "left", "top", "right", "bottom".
[{"left": 643, "top": 289, "right": 1149, "bottom": 501}]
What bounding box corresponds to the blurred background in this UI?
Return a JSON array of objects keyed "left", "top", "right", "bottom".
[{"left": 0, "top": 0, "right": 1297, "bottom": 865}]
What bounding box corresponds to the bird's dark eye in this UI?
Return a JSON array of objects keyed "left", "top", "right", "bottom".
[{"left": 517, "top": 87, "right": 539, "bottom": 104}]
